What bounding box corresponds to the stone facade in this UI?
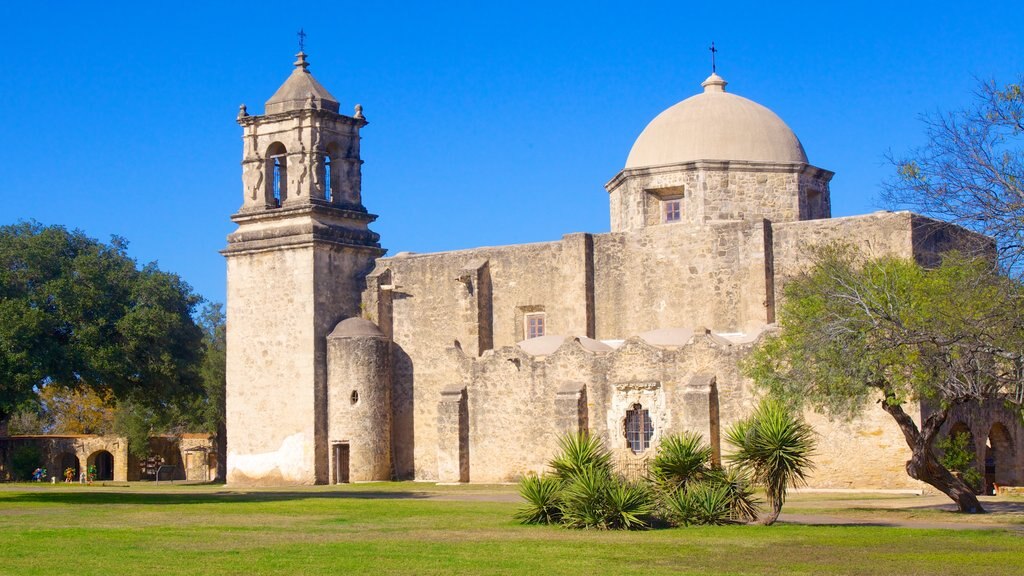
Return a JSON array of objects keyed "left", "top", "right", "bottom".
[{"left": 224, "top": 58, "right": 1021, "bottom": 490}]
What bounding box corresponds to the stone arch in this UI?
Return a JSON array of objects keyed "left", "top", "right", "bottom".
[
  {"left": 265, "top": 142, "right": 288, "bottom": 207},
  {"left": 87, "top": 450, "right": 114, "bottom": 481},
  {"left": 986, "top": 422, "right": 1016, "bottom": 493},
  {"left": 325, "top": 142, "right": 343, "bottom": 203},
  {"left": 58, "top": 452, "right": 80, "bottom": 482}
]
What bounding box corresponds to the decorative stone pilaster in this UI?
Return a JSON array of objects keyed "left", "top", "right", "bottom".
[
  {"left": 680, "top": 373, "right": 720, "bottom": 464},
  {"left": 437, "top": 386, "right": 469, "bottom": 482},
  {"left": 555, "top": 384, "right": 588, "bottom": 436}
]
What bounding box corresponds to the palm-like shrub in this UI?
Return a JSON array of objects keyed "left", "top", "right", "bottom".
[
  {"left": 517, "top": 432, "right": 651, "bottom": 530},
  {"left": 648, "top": 431, "right": 713, "bottom": 489},
  {"left": 726, "top": 399, "right": 816, "bottom": 525},
  {"left": 515, "top": 473, "right": 563, "bottom": 525},
  {"left": 713, "top": 466, "right": 761, "bottom": 523},
  {"left": 682, "top": 481, "right": 738, "bottom": 526},
  {"left": 549, "top": 432, "right": 612, "bottom": 480}
]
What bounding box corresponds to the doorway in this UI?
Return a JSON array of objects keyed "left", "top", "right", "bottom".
[{"left": 333, "top": 443, "right": 350, "bottom": 484}]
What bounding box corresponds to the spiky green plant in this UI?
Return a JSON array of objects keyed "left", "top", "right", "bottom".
[
  {"left": 684, "top": 481, "right": 739, "bottom": 526},
  {"left": 726, "top": 399, "right": 816, "bottom": 525},
  {"left": 514, "top": 473, "right": 563, "bottom": 525},
  {"left": 604, "top": 479, "right": 653, "bottom": 530},
  {"left": 711, "top": 466, "right": 762, "bottom": 523},
  {"left": 559, "top": 465, "right": 612, "bottom": 529},
  {"left": 648, "top": 431, "right": 713, "bottom": 490},
  {"left": 549, "top": 432, "right": 611, "bottom": 481},
  {"left": 559, "top": 465, "right": 651, "bottom": 530}
]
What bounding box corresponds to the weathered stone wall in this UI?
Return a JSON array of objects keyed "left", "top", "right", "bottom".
[
  {"left": 326, "top": 323, "right": 392, "bottom": 482},
  {"left": 363, "top": 237, "right": 596, "bottom": 479},
  {"left": 606, "top": 162, "right": 831, "bottom": 232},
  {"left": 226, "top": 246, "right": 319, "bottom": 485},
  {"left": 593, "top": 220, "right": 771, "bottom": 337},
  {"left": 444, "top": 333, "right": 755, "bottom": 483}
]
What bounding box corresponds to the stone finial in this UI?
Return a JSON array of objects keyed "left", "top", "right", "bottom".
[
  {"left": 354, "top": 104, "right": 365, "bottom": 120},
  {"left": 294, "top": 51, "right": 310, "bottom": 71},
  {"left": 701, "top": 73, "right": 727, "bottom": 93},
  {"left": 237, "top": 104, "right": 248, "bottom": 119}
]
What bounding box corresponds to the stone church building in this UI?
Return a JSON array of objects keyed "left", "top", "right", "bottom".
[{"left": 223, "top": 53, "right": 1023, "bottom": 489}]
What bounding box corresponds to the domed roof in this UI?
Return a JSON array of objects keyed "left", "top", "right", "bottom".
[
  {"left": 328, "top": 317, "right": 385, "bottom": 339},
  {"left": 625, "top": 74, "right": 807, "bottom": 169}
]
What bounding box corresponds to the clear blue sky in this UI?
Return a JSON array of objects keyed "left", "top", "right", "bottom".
[{"left": 3, "top": 2, "right": 1022, "bottom": 304}]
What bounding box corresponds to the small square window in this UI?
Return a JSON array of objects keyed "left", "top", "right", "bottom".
[
  {"left": 525, "top": 314, "right": 545, "bottom": 339},
  {"left": 663, "top": 199, "right": 681, "bottom": 222}
]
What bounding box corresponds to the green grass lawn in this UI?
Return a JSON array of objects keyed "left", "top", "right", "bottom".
[{"left": 1, "top": 484, "right": 1021, "bottom": 576}]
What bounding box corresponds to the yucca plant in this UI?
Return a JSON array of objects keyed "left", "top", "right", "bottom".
[
  {"left": 514, "top": 473, "right": 563, "bottom": 525},
  {"left": 715, "top": 466, "right": 761, "bottom": 523},
  {"left": 560, "top": 465, "right": 652, "bottom": 530},
  {"left": 559, "top": 465, "right": 613, "bottom": 529},
  {"left": 648, "top": 431, "right": 713, "bottom": 490},
  {"left": 549, "top": 432, "right": 612, "bottom": 481},
  {"left": 604, "top": 479, "right": 653, "bottom": 530},
  {"left": 726, "top": 399, "right": 816, "bottom": 525},
  {"left": 684, "top": 480, "right": 738, "bottom": 526}
]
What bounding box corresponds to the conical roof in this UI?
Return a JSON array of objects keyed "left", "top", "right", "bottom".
[{"left": 265, "top": 52, "right": 340, "bottom": 114}]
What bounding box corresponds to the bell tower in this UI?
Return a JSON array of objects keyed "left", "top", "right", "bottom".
[{"left": 223, "top": 51, "right": 385, "bottom": 485}]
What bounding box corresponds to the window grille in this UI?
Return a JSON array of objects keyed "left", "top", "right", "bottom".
[{"left": 624, "top": 403, "right": 653, "bottom": 454}]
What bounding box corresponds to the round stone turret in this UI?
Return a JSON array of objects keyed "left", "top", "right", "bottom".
[{"left": 326, "top": 317, "right": 392, "bottom": 482}]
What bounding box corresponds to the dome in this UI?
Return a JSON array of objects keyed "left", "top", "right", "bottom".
[
  {"left": 328, "top": 317, "right": 385, "bottom": 339},
  {"left": 624, "top": 74, "right": 807, "bottom": 169}
]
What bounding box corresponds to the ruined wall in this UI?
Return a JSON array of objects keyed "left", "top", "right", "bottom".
[
  {"left": 1, "top": 435, "right": 128, "bottom": 482},
  {"left": 445, "top": 333, "right": 752, "bottom": 483}
]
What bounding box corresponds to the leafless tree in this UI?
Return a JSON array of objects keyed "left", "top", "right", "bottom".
[{"left": 883, "top": 77, "right": 1024, "bottom": 275}]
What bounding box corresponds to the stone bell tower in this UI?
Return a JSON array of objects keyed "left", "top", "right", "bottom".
[{"left": 223, "top": 51, "right": 385, "bottom": 485}]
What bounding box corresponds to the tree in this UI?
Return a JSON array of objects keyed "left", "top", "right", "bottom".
[
  {"left": 726, "top": 399, "right": 815, "bottom": 525},
  {"left": 884, "top": 77, "right": 1024, "bottom": 274},
  {"left": 745, "top": 246, "right": 1024, "bottom": 513},
  {"left": 196, "top": 302, "right": 227, "bottom": 481},
  {"left": 0, "top": 221, "right": 205, "bottom": 432}
]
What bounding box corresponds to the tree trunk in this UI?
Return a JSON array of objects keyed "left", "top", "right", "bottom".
[
  {"left": 879, "top": 396, "right": 985, "bottom": 513},
  {"left": 756, "top": 500, "right": 783, "bottom": 525}
]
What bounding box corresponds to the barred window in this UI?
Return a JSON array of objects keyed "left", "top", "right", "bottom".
[{"left": 624, "top": 403, "right": 653, "bottom": 454}]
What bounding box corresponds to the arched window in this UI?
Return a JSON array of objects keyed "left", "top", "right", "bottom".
[
  {"left": 624, "top": 403, "right": 653, "bottom": 454},
  {"left": 324, "top": 154, "right": 332, "bottom": 202},
  {"left": 265, "top": 142, "right": 288, "bottom": 208}
]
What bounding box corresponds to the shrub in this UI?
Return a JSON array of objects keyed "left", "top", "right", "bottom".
[
  {"left": 549, "top": 432, "right": 611, "bottom": 481},
  {"left": 937, "top": 431, "right": 982, "bottom": 493},
  {"left": 11, "top": 444, "right": 43, "bottom": 481},
  {"left": 514, "top": 473, "right": 563, "bottom": 525},
  {"left": 726, "top": 399, "right": 815, "bottom": 525},
  {"left": 648, "top": 432, "right": 713, "bottom": 490}
]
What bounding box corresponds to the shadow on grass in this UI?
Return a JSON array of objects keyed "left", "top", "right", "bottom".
[{"left": 1, "top": 490, "right": 435, "bottom": 506}]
